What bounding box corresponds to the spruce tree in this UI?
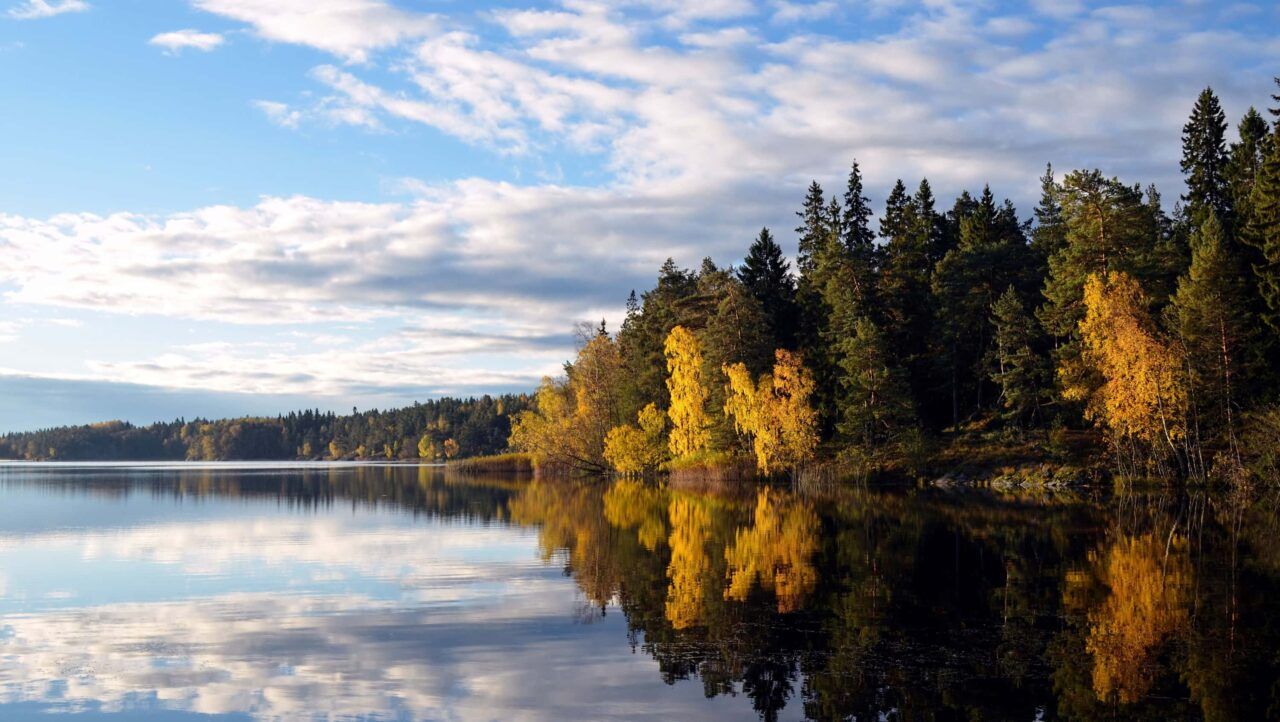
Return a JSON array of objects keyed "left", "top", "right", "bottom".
[
  {"left": 796, "top": 181, "right": 830, "bottom": 276},
  {"left": 913, "top": 178, "right": 947, "bottom": 264},
  {"left": 877, "top": 179, "right": 936, "bottom": 420},
  {"left": 990, "top": 286, "right": 1051, "bottom": 430},
  {"left": 738, "top": 227, "right": 797, "bottom": 347},
  {"left": 1245, "top": 130, "right": 1280, "bottom": 333},
  {"left": 879, "top": 180, "right": 910, "bottom": 242},
  {"left": 842, "top": 161, "right": 875, "bottom": 253},
  {"left": 932, "top": 189, "right": 1036, "bottom": 426},
  {"left": 840, "top": 160, "right": 878, "bottom": 308},
  {"left": 1031, "top": 163, "right": 1066, "bottom": 266},
  {"left": 1172, "top": 212, "right": 1252, "bottom": 452},
  {"left": 835, "top": 317, "right": 915, "bottom": 449},
  {"left": 1181, "top": 87, "right": 1232, "bottom": 230},
  {"left": 1270, "top": 76, "right": 1280, "bottom": 126}
]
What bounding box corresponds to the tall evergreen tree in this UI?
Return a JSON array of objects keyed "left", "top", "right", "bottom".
[
  {"left": 1031, "top": 163, "right": 1067, "bottom": 266},
  {"left": 835, "top": 317, "right": 915, "bottom": 449},
  {"left": 841, "top": 160, "right": 876, "bottom": 256},
  {"left": 1181, "top": 87, "right": 1232, "bottom": 230},
  {"left": 1039, "top": 170, "right": 1156, "bottom": 344},
  {"left": 738, "top": 227, "right": 797, "bottom": 347},
  {"left": 879, "top": 180, "right": 910, "bottom": 243},
  {"left": 1171, "top": 212, "right": 1252, "bottom": 454},
  {"left": 912, "top": 179, "right": 947, "bottom": 264},
  {"left": 877, "top": 179, "right": 937, "bottom": 420},
  {"left": 1244, "top": 129, "right": 1280, "bottom": 333},
  {"left": 990, "top": 286, "right": 1051, "bottom": 431},
  {"left": 932, "top": 188, "right": 1036, "bottom": 425},
  {"left": 1270, "top": 76, "right": 1280, "bottom": 126},
  {"left": 796, "top": 181, "right": 831, "bottom": 276},
  {"left": 1228, "top": 108, "right": 1270, "bottom": 222},
  {"left": 840, "top": 160, "right": 878, "bottom": 308}
]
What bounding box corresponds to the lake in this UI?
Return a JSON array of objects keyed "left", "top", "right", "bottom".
[{"left": 0, "top": 463, "right": 1275, "bottom": 720}]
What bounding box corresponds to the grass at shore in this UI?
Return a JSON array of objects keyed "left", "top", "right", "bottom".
[{"left": 448, "top": 452, "right": 534, "bottom": 475}]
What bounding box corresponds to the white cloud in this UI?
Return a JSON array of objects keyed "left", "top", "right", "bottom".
[
  {"left": 193, "top": 0, "right": 437, "bottom": 63},
  {"left": 6, "top": 0, "right": 86, "bottom": 20},
  {"left": 253, "top": 99, "right": 302, "bottom": 128},
  {"left": 6, "top": 0, "right": 1280, "bottom": 404},
  {"left": 770, "top": 1, "right": 837, "bottom": 24},
  {"left": 149, "top": 29, "right": 225, "bottom": 54}
]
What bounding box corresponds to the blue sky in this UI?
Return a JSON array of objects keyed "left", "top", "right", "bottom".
[{"left": 0, "top": 0, "right": 1277, "bottom": 432}]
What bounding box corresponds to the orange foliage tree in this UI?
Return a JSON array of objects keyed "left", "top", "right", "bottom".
[{"left": 1068, "top": 272, "right": 1188, "bottom": 469}]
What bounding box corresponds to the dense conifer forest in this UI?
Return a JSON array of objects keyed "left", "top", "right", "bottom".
[
  {"left": 0, "top": 395, "right": 528, "bottom": 461},
  {"left": 8, "top": 82, "right": 1280, "bottom": 482},
  {"left": 510, "top": 81, "right": 1280, "bottom": 483}
]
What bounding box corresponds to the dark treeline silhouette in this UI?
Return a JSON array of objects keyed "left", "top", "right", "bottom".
[
  {"left": 0, "top": 394, "right": 530, "bottom": 461},
  {"left": 512, "top": 80, "right": 1280, "bottom": 481}
]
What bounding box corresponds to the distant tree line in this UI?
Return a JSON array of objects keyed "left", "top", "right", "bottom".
[
  {"left": 0, "top": 395, "right": 529, "bottom": 462},
  {"left": 513, "top": 80, "right": 1280, "bottom": 481}
]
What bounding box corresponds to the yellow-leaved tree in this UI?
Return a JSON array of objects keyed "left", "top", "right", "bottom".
[
  {"left": 1069, "top": 272, "right": 1188, "bottom": 469},
  {"left": 603, "top": 403, "right": 667, "bottom": 474},
  {"left": 723, "top": 350, "right": 819, "bottom": 475},
  {"left": 510, "top": 333, "right": 626, "bottom": 475},
  {"left": 664, "top": 326, "right": 711, "bottom": 458}
]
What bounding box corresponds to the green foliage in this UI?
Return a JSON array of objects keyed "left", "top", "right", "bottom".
[
  {"left": 1172, "top": 213, "right": 1253, "bottom": 451},
  {"left": 0, "top": 396, "right": 527, "bottom": 462},
  {"left": 737, "top": 227, "right": 796, "bottom": 348},
  {"left": 1181, "top": 87, "right": 1232, "bottom": 229},
  {"left": 1244, "top": 130, "right": 1280, "bottom": 333},
  {"left": 834, "top": 317, "right": 915, "bottom": 449},
  {"left": 990, "top": 286, "right": 1052, "bottom": 430}
]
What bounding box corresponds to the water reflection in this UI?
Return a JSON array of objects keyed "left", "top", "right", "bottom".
[{"left": 0, "top": 464, "right": 1277, "bottom": 720}]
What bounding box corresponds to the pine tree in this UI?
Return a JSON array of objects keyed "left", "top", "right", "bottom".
[
  {"left": 796, "top": 181, "right": 830, "bottom": 276},
  {"left": 841, "top": 160, "right": 876, "bottom": 257},
  {"left": 913, "top": 178, "right": 947, "bottom": 264},
  {"left": 1228, "top": 108, "right": 1270, "bottom": 223},
  {"left": 835, "top": 317, "right": 915, "bottom": 448},
  {"left": 1039, "top": 170, "right": 1156, "bottom": 343},
  {"left": 1171, "top": 212, "right": 1252, "bottom": 455},
  {"left": 738, "top": 227, "right": 797, "bottom": 347},
  {"left": 879, "top": 180, "right": 910, "bottom": 242},
  {"left": 877, "top": 179, "right": 935, "bottom": 419},
  {"left": 1270, "top": 76, "right": 1280, "bottom": 125},
  {"left": 990, "top": 286, "right": 1051, "bottom": 430},
  {"left": 932, "top": 189, "right": 1036, "bottom": 425},
  {"left": 1031, "top": 163, "right": 1067, "bottom": 266},
  {"left": 840, "top": 160, "right": 878, "bottom": 308},
  {"left": 1244, "top": 130, "right": 1280, "bottom": 333},
  {"left": 1181, "top": 87, "right": 1232, "bottom": 230}
]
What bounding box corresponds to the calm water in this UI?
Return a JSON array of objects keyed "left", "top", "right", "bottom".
[{"left": 0, "top": 464, "right": 1276, "bottom": 721}]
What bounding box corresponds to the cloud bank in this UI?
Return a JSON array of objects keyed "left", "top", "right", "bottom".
[{"left": 2, "top": 0, "right": 1278, "bottom": 422}]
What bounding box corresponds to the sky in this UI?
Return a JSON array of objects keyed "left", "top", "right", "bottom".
[{"left": 0, "top": 0, "right": 1277, "bottom": 432}]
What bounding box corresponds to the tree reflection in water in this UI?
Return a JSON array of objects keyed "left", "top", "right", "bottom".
[
  {"left": 4, "top": 465, "right": 1280, "bottom": 720},
  {"left": 508, "top": 475, "right": 1280, "bottom": 721}
]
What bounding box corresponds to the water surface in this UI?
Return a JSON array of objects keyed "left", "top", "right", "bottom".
[{"left": 0, "top": 463, "right": 1275, "bottom": 720}]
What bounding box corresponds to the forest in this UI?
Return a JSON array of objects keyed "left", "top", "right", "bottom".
[
  {"left": 0, "top": 395, "right": 528, "bottom": 462},
  {"left": 8, "top": 82, "right": 1280, "bottom": 483},
  {"left": 510, "top": 81, "right": 1280, "bottom": 483}
]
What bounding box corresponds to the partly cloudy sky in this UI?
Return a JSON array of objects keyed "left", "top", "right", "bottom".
[{"left": 0, "top": 0, "right": 1277, "bottom": 431}]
